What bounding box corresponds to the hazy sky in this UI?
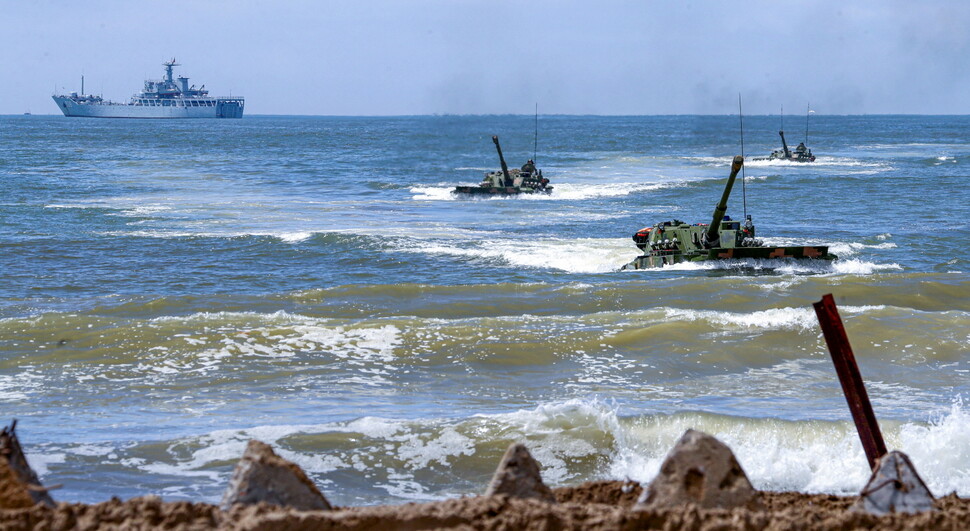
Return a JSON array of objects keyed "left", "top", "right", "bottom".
[{"left": 4, "top": 0, "right": 969, "bottom": 115}]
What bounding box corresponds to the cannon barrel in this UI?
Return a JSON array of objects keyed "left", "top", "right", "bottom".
[
  {"left": 703, "top": 156, "right": 744, "bottom": 248},
  {"left": 492, "top": 135, "right": 512, "bottom": 186},
  {"left": 779, "top": 130, "right": 791, "bottom": 159}
]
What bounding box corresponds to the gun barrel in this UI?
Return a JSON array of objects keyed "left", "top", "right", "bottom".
[
  {"left": 492, "top": 135, "right": 512, "bottom": 186},
  {"left": 704, "top": 156, "right": 744, "bottom": 247},
  {"left": 779, "top": 130, "right": 791, "bottom": 158}
]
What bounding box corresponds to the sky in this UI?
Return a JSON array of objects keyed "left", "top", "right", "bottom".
[{"left": 3, "top": 0, "right": 969, "bottom": 115}]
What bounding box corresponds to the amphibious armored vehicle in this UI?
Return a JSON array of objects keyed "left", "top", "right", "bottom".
[
  {"left": 453, "top": 135, "right": 552, "bottom": 196},
  {"left": 622, "top": 155, "right": 834, "bottom": 269},
  {"left": 764, "top": 130, "right": 815, "bottom": 162}
]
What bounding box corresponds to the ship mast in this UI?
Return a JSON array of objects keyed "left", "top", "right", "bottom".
[{"left": 163, "top": 58, "right": 180, "bottom": 84}]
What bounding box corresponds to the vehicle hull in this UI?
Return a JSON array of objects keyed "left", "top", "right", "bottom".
[
  {"left": 453, "top": 185, "right": 553, "bottom": 195},
  {"left": 623, "top": 245, "right": 833, "bottom": 269}
]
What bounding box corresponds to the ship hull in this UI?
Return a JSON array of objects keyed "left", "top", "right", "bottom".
[{"left": 52, "top": 96, "right": 244, "bottom": 119}]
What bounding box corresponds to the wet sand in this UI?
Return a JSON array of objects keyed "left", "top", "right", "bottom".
[{"left": 2, "top": 481, "right": 968, "bottom": 530}]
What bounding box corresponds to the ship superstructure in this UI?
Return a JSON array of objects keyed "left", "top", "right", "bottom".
[{"left": 52, "top": 59, "right": 244, "bottom": 119}]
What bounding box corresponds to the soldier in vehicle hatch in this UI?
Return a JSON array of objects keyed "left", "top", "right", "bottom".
[{"left": 520, "top": 159, "right": 536, "bottom": 175}]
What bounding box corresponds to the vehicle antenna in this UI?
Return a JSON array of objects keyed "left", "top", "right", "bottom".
[
  {"left": 534, "top": 102, "right": 538, "bottom": 163},
  {"left": 739, "top": 93, "right": 747, "bottom": 220},
  {"left": 805, "top": 102, "right": 810, "bottom": 144}
]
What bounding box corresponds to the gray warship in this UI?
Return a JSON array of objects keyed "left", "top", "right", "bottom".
[
  {"left": 52, "top": 59, "right": 244, "bottom": 119},
  {"left": 453, "top": 136, "right": 552, "bottom": 196},
  {"left": 622, "top": 155, "right": 834, "bottom": 269}
]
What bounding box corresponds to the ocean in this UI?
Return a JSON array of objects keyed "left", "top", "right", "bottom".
[{"left": 1, "top": 114, "right": 968, "bottom": 506}]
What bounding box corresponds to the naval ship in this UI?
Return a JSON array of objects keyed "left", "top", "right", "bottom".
[{"left": 52, "top": 59, "right": 244, "bottom": 119}]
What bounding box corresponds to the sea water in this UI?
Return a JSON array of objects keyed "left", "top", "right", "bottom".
[{"left": 1, "top": 114, "right": 968, "bottom": 505}]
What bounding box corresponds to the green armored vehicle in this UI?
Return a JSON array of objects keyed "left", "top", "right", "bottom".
[
  {"left": 765, "top": 130, "right": 815, "bottom": 162},
  {"left": 453, "top": 135, "right": 552, "bottom": 196},
  {"left": 622, "top": 156, "right": 834, "bottom": 269}
]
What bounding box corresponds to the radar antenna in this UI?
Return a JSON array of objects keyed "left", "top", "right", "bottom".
[{"left": 163, "top": 58, "right": 181, "bottom": 84}]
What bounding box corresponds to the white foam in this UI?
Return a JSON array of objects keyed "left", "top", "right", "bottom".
[
  {"left": 475, "top": 398, "right": 624, "bottom": 485},
  {"left": 662, "top": 305, "right": 884, "bottom": 331},
  {"left": 116, "top": 205, "right": 172, "bottom": 217},
  {"left": 545, "top": 182, "right": 672, "bottom": 200},
  {"left": 277, "top": 231, "right": 314, "bottom": 243},
  {"left": 107, "top": 397, "right": 970, "bottom": 501},
  {"left": 611, "top": 401, "right": 970, "bottom": 496},
  {"left": 374, "top": 476, "right": 443, "bottom": 501},
  {"left": 628, "top": 254, "right": 899, "bottom": 276},
  {"left": 69, "top": 443, "right": 119, "bottom": 457},
  {"left": 114, "top": 312, "right": 405, "bottom": 382},
  {"left": 411, "top": 182, "right": 674, "bottom": 202},
  {"left": 0, "top": 371, "right": 44, "bottom": 401},
  {"left": 396, "top": 427, "right": 476, "bottom": 469},
  {"left": 741, "top": 157, "right": 888, "bottom": 169},
  {"left": 411, "top": 186, "right": 458, "bottom": 201},
  {"left": 400, "top": 237, "right": 638, "bottom": 273},
  {"left": 898, "top": 400, "right": 970, "bottom": 495},
  {"left": 26, "top": 452, "right": 66, "bottom": 477},
  {"left": 827, "top": 241, "right": 897, "bottom": 257},
  {"left": 830, "top": 259, "right": 903, "bottom": 275}
]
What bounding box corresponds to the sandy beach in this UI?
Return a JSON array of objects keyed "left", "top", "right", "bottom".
[{"left": 2, "top": 480, "right": 968, "bottom": 530}]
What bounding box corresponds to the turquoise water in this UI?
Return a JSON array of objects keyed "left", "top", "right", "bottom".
[{"left": 1, "top": 114, "right": 968, "bottom": 505}]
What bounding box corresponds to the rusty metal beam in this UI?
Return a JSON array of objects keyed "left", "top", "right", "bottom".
[{"left": 813, "top": 294, "right": 887, "bottom": 470}]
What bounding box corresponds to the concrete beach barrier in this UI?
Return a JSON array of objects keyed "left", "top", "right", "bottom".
[
  {"left": 634, "top": 429, "right": 761, "bottom": 511},
  {"left": 852, "top": 450, "right": 936, "bottom": 516},
  {"left": 220, "top": 439, "right": 332, "bottom": 512},
  {"left": 0, "top": 421, "right": 55, "bottom": 509},
  {"left": 484, "top": 442, "right": 557, "bottom": 503}
]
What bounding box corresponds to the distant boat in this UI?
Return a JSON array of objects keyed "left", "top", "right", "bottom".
[
  {"left": 52, "top": 58, "right": 244, "bottom": 119},
  {"left": 755, "top": 104, "right": 816, "bottom": 163},
  {"left": 23, "top": 111, "right": 31, "bottom": 116}
]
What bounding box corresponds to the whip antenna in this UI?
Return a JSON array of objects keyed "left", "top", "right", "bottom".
[
  {"left": 534, "top": 102, "right": 538, "bottom": 163},
  {"left": 805, "top": 102, "right": 810, "bottom": 144},
  {"left": 739, "top": 93, "right": 747, "bottom": 219}
]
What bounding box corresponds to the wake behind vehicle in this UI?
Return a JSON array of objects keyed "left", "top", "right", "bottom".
[
  {"left": 453, "top": 136, "right": 552, "bottom": 196},
  {"left": 622, "top": 155, "right": 834, "bottom": 269}
]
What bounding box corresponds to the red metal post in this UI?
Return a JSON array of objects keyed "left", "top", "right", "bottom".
[{"left": 813, "top": 294, "right": 887, "bottom": 470}]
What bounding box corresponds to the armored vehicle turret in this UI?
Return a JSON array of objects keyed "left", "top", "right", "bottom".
[
  {"left": 453, "top": 135, "right": 552, "bottom": 196},
  {"left": 622, "top": 155, "right": 834, "bottom": 269}
]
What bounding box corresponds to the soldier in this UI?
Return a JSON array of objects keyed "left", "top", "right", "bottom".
[
  {"left": 795, "top": 142, "right": 807, "bottom": 154},
  {"left": 520, "top": 159, "right": 536, "bottom": 175}
]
